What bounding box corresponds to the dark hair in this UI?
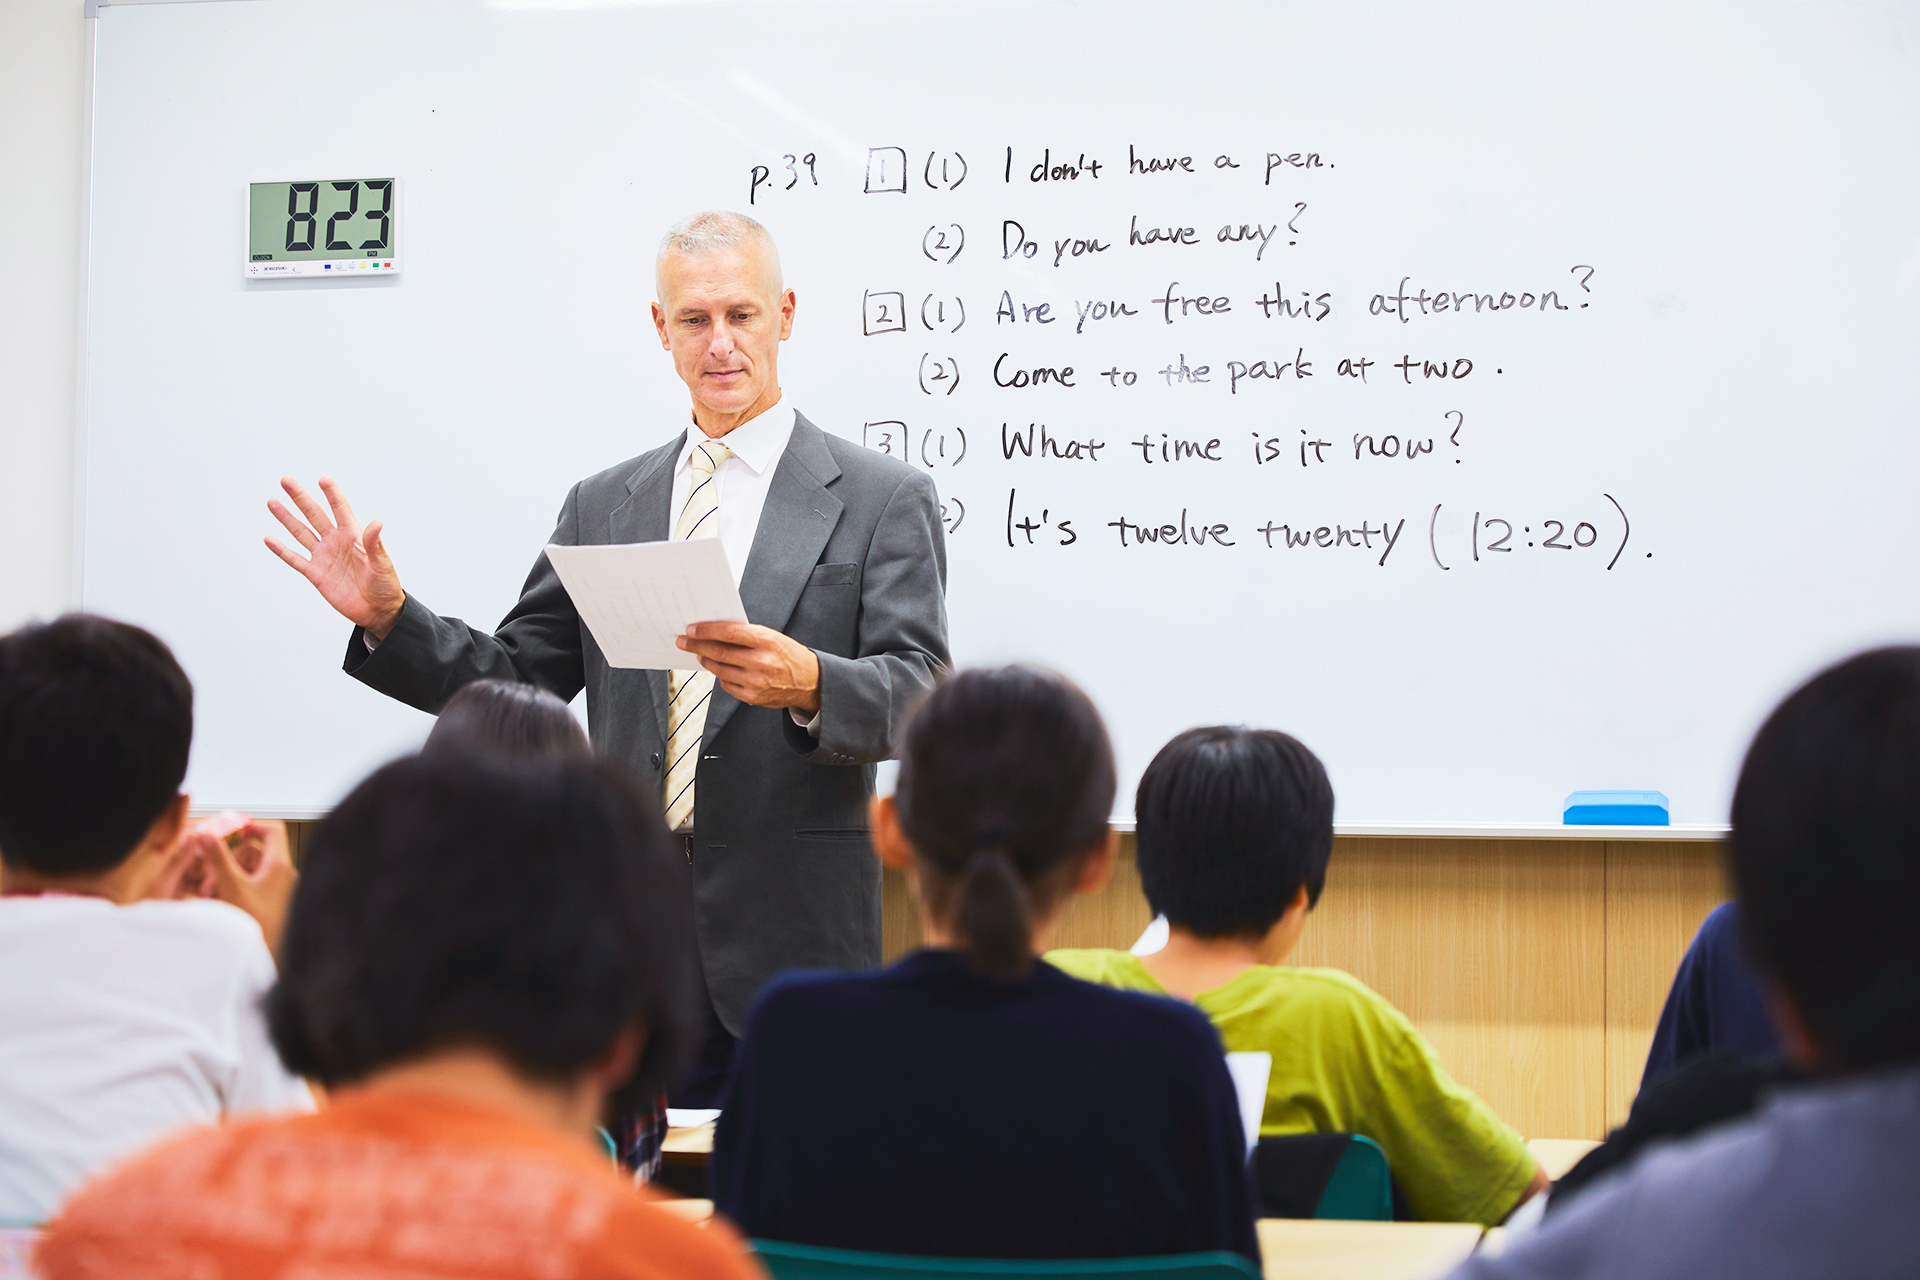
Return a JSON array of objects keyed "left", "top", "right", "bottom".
[
  {"left": 895, "top": 666, "right": 1115, "bottom": 981},
  {"left": 425, "top": 679, "right": 591, "bottom": 760},
  {"left": 1135, "top": 727, "right": 1336, "bottom": 939},
  {"left": 0, "top": 614, "right": 193, "bottom": 876},
  {"left": 1730, "top": 646, "right": 1920, "bottom": 1072},
  {"left": 267, "top": 749, "right": 697, "bottom": 1111}
]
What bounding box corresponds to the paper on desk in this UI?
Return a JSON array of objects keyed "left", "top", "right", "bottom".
[
  {"left": 544, "top": 539, "right": 745, "bottom": 670},
  {"left": 666, "top": 1108, "right": 722, "bottom": 1128},
  {"left": 1225, "top": 1051, "right": 1272, "bottom": 1156}
]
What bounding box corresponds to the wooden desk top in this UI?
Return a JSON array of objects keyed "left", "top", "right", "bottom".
[
  {"left": 1256, "top": 1219, "right": 1483, "bottom": 1280},
  {"left": 667, "top": 1126, "right": 1599, "bottom": 1174},
  {"left": 652, "top": 1197, "right": 714, "bottom": 1225},
  {"left": 662, "top": 1122, "right": 716, "bottom": 1161},
  {"left": 1525, "top": 1138, "right": 1600, "bottom": 1181}
]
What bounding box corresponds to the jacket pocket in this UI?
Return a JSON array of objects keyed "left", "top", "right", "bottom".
[
  {"left": 794, "top": 827, "right": 870, "bottom": 842},
  {"left": 807, "top": 562, "right": 859, "bottom": 587}
]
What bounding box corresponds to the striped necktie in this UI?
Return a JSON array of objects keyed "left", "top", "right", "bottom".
[{"left": 664, "top": 437, "right": 731, "bottom": 832}]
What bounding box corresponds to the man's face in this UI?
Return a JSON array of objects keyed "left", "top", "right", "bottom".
[{"left": 651, "top": 245, "right": 795, "bottom": 429}]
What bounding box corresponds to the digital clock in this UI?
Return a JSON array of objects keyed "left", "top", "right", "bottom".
[{"left": 246, "top": 178, "right": 399, "bottom": 278}]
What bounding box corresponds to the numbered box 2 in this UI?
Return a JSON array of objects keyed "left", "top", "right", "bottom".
[{"left": 863, "top": 290, "right": 908, "bottom": 336}]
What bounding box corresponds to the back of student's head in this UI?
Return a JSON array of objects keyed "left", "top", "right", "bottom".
[
  {"left": 424, "top": 679, "right": 591, "bottom": 761},
  {"left": 895, "top": 666, "right": 1115, "bottom": 981},
  {"left": 1731, "top": 645, "right": 1920, "bottom": 1073},
  {"left": 267, "top": 749, "right": 697, "bottom": 1112},
  {"left": 0, "top": 614, "right": 193, "bottom": 876},
  {"left": 1135, "top": 727, "right": 1335, "bottom": 938}
]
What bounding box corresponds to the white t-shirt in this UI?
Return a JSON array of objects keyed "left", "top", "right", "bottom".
[{"left": 0, "top": 895, "right": 315, "bottom": 1225}]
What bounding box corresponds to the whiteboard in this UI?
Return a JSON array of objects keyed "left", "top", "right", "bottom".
[{"left": 79, "top": 0, "right": 1920, "bottom": 831}]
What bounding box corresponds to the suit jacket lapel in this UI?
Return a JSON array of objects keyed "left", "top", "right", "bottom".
[
  {"left": 609, "top": 432, "right": 684, "bottom": 745},
  {"left": 703, "top": 414, "right": 845, "bottom": 747}
]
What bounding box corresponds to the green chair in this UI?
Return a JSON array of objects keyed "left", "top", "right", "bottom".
[
  {"left": 1312, "top": 1134, "right": 1393, "bottom": 1221},
  {"left": 1249, "top": 1132, "right": 1395, "bottom": 1221},
  {"left": 749, "top": 1240, "right": 1261, "bottom": 1280}
]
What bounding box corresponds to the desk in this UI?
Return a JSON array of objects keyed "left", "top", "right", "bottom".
[
  {"left": 1256, "top": 1219, "right": 1482, "bottom": 1280},
  {"left": 654, "top": 1198, "right": 715, "bottom": 1226},
  {"left": 1525, "top": 1138, "right": 1600, "bottom": 1181},
  {"left": 662, "top": 1122, "right": 716, "bottom": 1163}
]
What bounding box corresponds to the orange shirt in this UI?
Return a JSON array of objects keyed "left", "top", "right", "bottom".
[{"left": 34, "top": 1088, "right": 764, "bottom": 1280}]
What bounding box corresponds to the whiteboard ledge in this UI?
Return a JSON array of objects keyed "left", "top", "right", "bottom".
[
  {"left": 1107, "top": 818, "right": 1727, "bottom": 840},
  {"left": 205, "top": 807, "right": 1729, "bottom": 841},
  {"left": 191, "top": 804, "right": 331, "bottom": 821},
  {"left": 1329, "top": 821, "right": 1727, "bottom": 840}
]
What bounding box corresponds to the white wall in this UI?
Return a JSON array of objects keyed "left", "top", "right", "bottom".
[{"left": 0, "top": 0, "right": 85, "bottom": 631}]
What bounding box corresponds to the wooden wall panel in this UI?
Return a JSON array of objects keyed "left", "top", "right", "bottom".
[
  {"left": 1601, "top": 841, "right": 1729, "bottom": 1128},
  {"left": 886, "top": 835, "right": 1610, "bottom": 1138},
  {"left": 881, "top": 839, "right": 1155, "bottom": 960},
  {"left": 1289, "top": 838, "right": 1608, "bottom": 1141},
  {"left": 285, "top": 819, "right": 317, "bottom": 867},
  {"left": 881, "top": 866, "right": 921, "bottom": 959},
  {"left": 291, "top": 816, "right": 1722, "bottom": 1140}
]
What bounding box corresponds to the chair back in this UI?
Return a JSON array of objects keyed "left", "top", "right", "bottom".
[
  {"left": 1313, "top": 1134, "right": 1393, "bottom": 1220},
  {"left": 750, "top": 1240, "right": 1260, "bottom": 1280},
  {"left": 1250, "top": 1132, "right": 1394, "bottom": 1221}
]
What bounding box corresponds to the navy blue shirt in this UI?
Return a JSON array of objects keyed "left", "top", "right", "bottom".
[
  {"left": 711, "top": 949, "right": 1260, "bottom": 1263},
  {"left": 1642, "top": 902, "right": 1779, "bottom": 1088}
]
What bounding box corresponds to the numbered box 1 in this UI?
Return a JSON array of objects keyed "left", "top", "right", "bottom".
[
  {"left": 863, "top": 290, "right": 907, "bottom": 336},
  {"left": 865, "top": 146, "right": 908, "bottom": 194}
]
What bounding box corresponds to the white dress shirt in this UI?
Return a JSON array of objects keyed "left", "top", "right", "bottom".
[
  {"left": 667, "top": 400, "right": 796, "bottom": 588},
  {"left": 669, "top": 400, "right": 820, "bottom": 735}
]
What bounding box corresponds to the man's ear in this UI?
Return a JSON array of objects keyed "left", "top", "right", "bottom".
[
  {"left": 651, "top": 300, "right": 671, "bottom": 349},
  {"left": 143, "top": 794, "right": 190, "bottom": 854},
  {"left": 1073, "top": 828, "right": 1120, "bottom": 895},
  {"left": 1763, "top": 980, "right": 1823, "bottom": 1072},
  {"left": 779, "top": 288, "right": 797, "bottom": 340},
  {"left": 590, "top": 1023, "right": 646, "bottom": 1092},
  {"left": 870, "top": 794, "right": 914, "bottom": 871},
  {"left": 1255, "top": 885, "right": 1314, "bottom": 965}
]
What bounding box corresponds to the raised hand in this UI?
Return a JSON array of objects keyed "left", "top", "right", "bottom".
[{"left": 266, "top": 476, "right": 407, "bottom": 639}]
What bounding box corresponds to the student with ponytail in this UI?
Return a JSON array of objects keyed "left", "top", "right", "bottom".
[{"left": 712, "top": 667, "right": 1259, "bottom": 1262}]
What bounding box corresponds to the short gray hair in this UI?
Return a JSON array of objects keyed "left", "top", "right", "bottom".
[{"left": 655, "top": 210, "right": 783, "bottom": 299}]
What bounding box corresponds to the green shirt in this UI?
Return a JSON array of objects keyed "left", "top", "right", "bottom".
[{"left": 1045, "top": 949, "right": 1536, "bottom": 1226}]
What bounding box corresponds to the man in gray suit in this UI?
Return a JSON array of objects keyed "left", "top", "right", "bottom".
[{"left": 265, "top": 211, "right": 949, "bottom": 1103}]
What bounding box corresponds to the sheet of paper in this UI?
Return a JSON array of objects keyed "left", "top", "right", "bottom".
[
  {"left": 1225, "top": 1050, "right": 1273, "bottom": 1156},
  {"left": 665, "top": 1108, "right": 722, "bottom": 1129},
  {"left": 544, "top": 539, "right": 745, "bottom": 670},
  {"left": 1130, "top": 914, "right": 1170, "bottom": 956}
]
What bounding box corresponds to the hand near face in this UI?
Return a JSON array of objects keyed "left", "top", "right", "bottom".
[
  {"left": 678, "top": 622, "right": 821, "bottom": 713},
  {"left": 201, "top": 819, "right": 299, "bottom": 963}
]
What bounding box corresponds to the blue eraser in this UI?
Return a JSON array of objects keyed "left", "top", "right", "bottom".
[{"left": 1564, "top": 790, "right": 1670, "bottom": 825}]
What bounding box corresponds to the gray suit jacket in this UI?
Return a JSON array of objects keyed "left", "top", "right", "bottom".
[{"left": 342, "top": 413, "right": 950, "bottom": 1032}]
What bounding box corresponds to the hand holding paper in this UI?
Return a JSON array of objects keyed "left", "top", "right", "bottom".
[
  {"left": 679, "top": 621, "right": 822, "bottom": 713},
  {"left": 544, "top": 539, "right": 746, "bottom": 670}
]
